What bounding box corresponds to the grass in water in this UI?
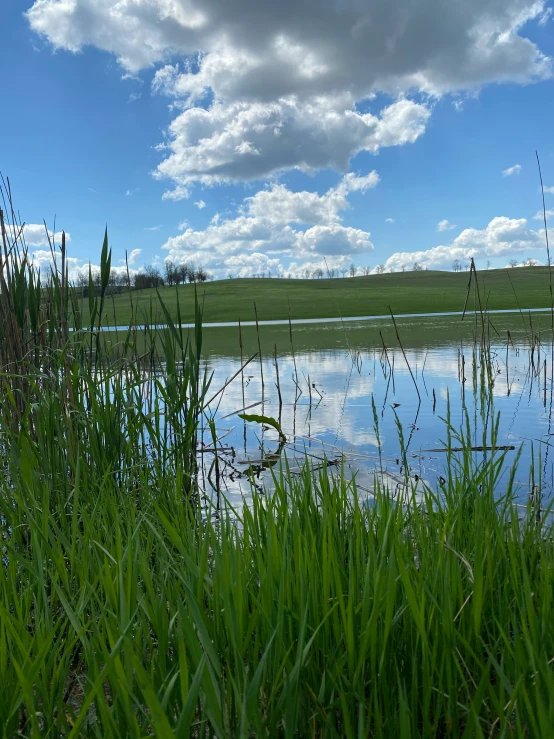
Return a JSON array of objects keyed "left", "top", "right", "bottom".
[{"left": 0, "top": 202, "right": 553, "bottom": 736}]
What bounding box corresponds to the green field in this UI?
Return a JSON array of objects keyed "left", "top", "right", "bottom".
[{"left": 89, "top": 266, "right": 554, "bottom": 326}]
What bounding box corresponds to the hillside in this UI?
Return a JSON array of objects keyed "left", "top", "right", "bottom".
[{"left": 80, "top": 266, "right": 554, "bottom": 326}]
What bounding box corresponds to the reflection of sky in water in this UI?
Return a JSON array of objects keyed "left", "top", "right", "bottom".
[{"left": 199, "top": 333, "right": 554, "bottom": 508}]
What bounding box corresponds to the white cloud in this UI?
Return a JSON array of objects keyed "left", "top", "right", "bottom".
[
  {"left": 27, "top": 0, "right": 551, "bottom": 193},
  {"left": 544, "top": 186, "right": 554, "bottom": 194},
  {"left": 539, "top": 7, "right": 553, "bottom": 25},
  {"left": 437, "top": 219, "right": 457, "bottom": 232},
  {"left": 533, "top": 209, "right": 554, "bottom": 220},
  {"left": 502, "top": 164, "right": 522, "bottom": 177},
  {"left": 127, "top": 248, "right": 142, "bottom": 265},
  {"left": 126, "top": 188, "right": 139, "bottom": 196},
  {"left": 382, "top": 216, "right": 544, "bottom": 271},
  {"left": 287, "top": 256, "right": 350, "bottom": 278},
  {"left": 28, "top": 0, "right": 551, "bottom": 88},
  {"left": 244, "top": 170, "right": 378, "bottom": 226},
  {"left": 225, "top": 252, "right": 283, "bottom": 278},
  {"left": 153, "top": 97, "right": 428, "bottom": 195},
  {"left": 127, "top": 91, "right": 142, "bottom": 103},
  {"left": 28, "top": 250, "right": 138, "bottom": 283},
  {"left": 161, "top": 172, "right": 376, "bottom": 277},
  {"left": 195, "top": 199, "right": 206, "bottom": 209},
  {"left": 385, "top": 218, "right": 395, "bottom": 223},
  {"left": 144, "top": 224, "right": 162, "bottom": 231},
  {"left": 20, "top": 223, "right": 70, "bottom": 247}
]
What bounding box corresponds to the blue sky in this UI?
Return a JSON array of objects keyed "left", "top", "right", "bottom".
[{"left": 2, "top": 0, "right": 554, "bottom": 279}]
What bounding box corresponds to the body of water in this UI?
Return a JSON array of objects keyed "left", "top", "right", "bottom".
[{"left": 195, "top": 311, "right": 554, "bottom": 509}]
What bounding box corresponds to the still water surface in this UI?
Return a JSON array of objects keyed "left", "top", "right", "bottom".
[{"left": 195, "top": 311, "right": 554, "bottom": 508}]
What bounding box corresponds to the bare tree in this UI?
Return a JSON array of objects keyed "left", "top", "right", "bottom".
[
  {"left": 313, "top": 267, "right": 324, "bottom": 279},
  {"left": 108, "top": 269, "right": 119, "bottom": 288},
  {"left": 117, "top": 272, "right": 130, "bottom": 289},
  {"left": 176, "top": 264, "right": 189, "bottom": 284},
  {"left": 452, "top": 259, "right": 461, "bottom": 272},
  {"left": 164, "top": 260, "right": 176, "bottom": 286},
  {"left": 136, "top": 265, "right": 164, "bottom": 289},
  {"left": 362, "top": 266, "right": 371, "bottom": 276},
  {"left": 186, "top": 262, "right": 197, "bottom": 283},
  {"left": 508, "top": 259, "right": 518, "bottom": 268},
  {"left": 523, "top": 258, "right": 537, "bottom": 267},
  {"left": 486, "top": 260, "right": 491, "bottom": 270},
  {"left": 349, "top": 264, "right": 357, "bottom": 277},
  {"left": 375, "top": 264, "right": 385, "bottom": 275},
  {"left": 412, "top": 262, "right": 423, "bottom": 271}
]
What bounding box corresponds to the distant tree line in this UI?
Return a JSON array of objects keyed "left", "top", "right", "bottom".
[
  {"left": 74, "top": 261, "right": 211, "bottom": 296},
  {"left": 161, "top": 261, "right": 209, "bottom": 287},
  {"left": 452, "top": 258, "right": 540, "bottom": 271}
]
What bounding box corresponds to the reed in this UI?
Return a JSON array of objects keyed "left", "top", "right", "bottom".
[{"left": 1, "top": 400, "right": 554, "bottom": 736}]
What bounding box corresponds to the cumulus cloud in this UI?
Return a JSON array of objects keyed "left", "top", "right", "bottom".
[
  {"left": 502, "top": 164, "right": 522, "bottom": 177},
  {"left": 194, "top": 199, "right": 206, "bottom": 209},
  {"left": 27, "top": 0, "right": 552, "bottom": 193},
  {"left": 126, "top": 248, "right": 142, "bottom": 265},
  {"left": 28, "top": 1, "right": 551, "bottom": 88},
  {"left": 19, "top": 223, "right": 70, "bottom": 247},
  {"left": 533, "top": 209, "right": 554, "bottom": 220},
  {"left": 153, "top": 97, "right": 428, "bottom": 195},
  {"left": 437, "top": 219, "right": 457, "bottom": 232},
  {"left": 27, "top": 250, "right": 138, "bottom": 283},
  {"left": 382, "top": 216, "right": 544, "bottom": 272},
  {"left": 161, "top": 172, "right": 376, "bottom": 277}
]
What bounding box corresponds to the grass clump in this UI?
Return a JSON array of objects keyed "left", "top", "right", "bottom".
[{"left": 2, "top": 431, "right": 554, "bottom": 737}]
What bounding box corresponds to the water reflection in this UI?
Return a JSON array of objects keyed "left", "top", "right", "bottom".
[{"left": 200, "top": 318, "right": 554, "bottom": 509}]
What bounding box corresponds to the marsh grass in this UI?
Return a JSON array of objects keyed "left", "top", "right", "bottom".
[
  {"left": 0, "top": 198, "right": 553, "bottom": 736},
  {"left": 2, "top": 413, "right": 554, "bottom": 737}
]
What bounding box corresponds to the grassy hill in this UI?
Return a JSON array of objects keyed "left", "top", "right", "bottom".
[{"left": 82, "top": 266, "right": 554, "bottom": 326}]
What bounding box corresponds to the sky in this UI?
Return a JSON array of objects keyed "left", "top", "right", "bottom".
[{"left": 2, "top": 0, "right": 554, "bottom": 279}]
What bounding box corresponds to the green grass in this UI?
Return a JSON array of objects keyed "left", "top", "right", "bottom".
[
  {"left": 2, "top": 397, "right": 554, "bottom": 736},
  {"left": 89, "top": 267, "right": 554, "bottom": 326},
  {"left": 1, "top": 210, "right": 554, "bottom": 736}
]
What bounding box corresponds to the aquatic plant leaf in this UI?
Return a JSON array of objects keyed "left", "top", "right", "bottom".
[{"left": 238, "top": 412, "right": 285, "bottom": 440}]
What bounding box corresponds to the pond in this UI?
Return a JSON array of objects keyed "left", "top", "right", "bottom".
[{"left": 197, "top": 310, "right": 554, "bottom": 509}]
